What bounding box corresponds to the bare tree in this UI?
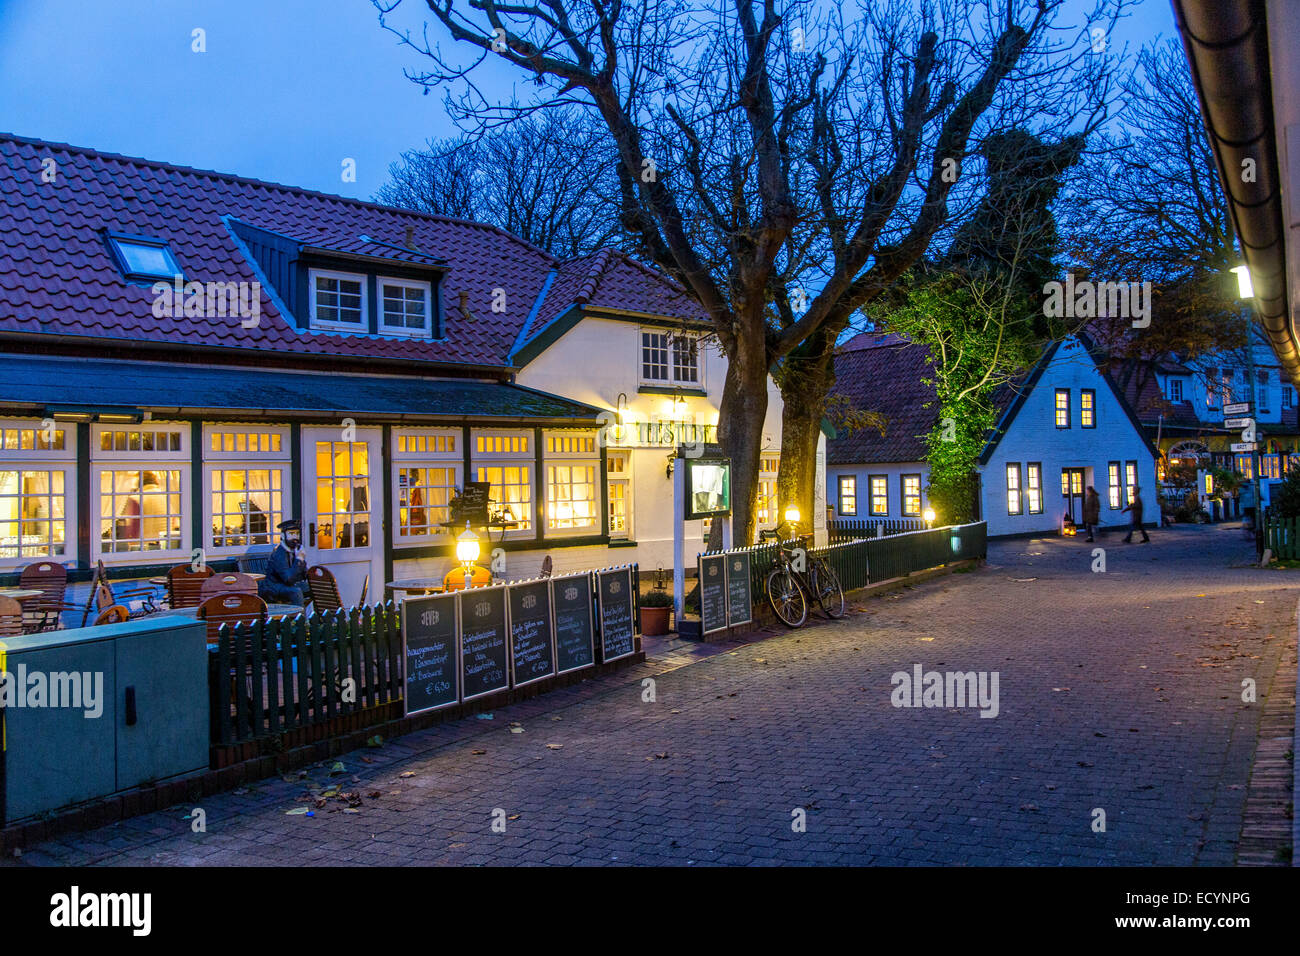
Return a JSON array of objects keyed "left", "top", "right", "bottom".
[
  {"left": 376, "top": 109, "right": 625, "bottom": 258},
  {"left": 372, "top": 0, "right": 1124, "bottom": 542}
]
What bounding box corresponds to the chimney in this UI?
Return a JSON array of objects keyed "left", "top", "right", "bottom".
[
  {"left": 404, "top": 225, "right": 415, "bottom": 249},
  {"left": 458, "top": 291, "right": 468, "bottom": 314}
]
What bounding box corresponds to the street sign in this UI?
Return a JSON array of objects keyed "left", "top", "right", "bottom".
[
  {"left": 1224, "top": 417, "right": 1255, "bottom": 429},
  {"left": 1230, "top": 442, "right": 1258, "bottom": 452},
  {"left": 1223, "top": 402, "right": 1252, "bottom": 416}
]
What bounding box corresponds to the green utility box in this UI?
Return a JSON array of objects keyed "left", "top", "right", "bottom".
[{"left": 1, "top": 616, "right": 208, "bottom": 826}]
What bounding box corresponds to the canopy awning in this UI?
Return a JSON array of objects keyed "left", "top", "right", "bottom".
[{"left": 0, "top": 354, "right": 602, "bottom": 424}]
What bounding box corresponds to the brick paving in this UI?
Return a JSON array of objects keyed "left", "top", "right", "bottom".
[{"left": 6, "top": 522, "right": 1295, "bottom": 866}]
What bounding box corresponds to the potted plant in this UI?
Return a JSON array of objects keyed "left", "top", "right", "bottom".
[{"left": 639, "top": 588, "right": 673, "bottom": 636}]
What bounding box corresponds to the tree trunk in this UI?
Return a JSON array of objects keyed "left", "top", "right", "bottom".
[
  {"left": 711, "top": 331, "right": 771, "bottom": 550},
  {"left": 776, "top": 331, "right": 836, "bottom": 535}
]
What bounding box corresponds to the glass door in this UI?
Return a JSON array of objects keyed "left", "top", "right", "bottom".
[{"left": 302, "top": 427, "right": 383, "bottom": 606}]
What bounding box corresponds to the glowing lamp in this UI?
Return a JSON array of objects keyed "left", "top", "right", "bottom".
[
  {"left": 923, "top": 507, "right": 936, "bottom": 527},
  {"left": 1231, "top": 264, "right": 1254, "bottom": 299},
  {"left": 783, "top": 505, "right": 801, "bottom": 524},
  {"left": 456, "top": 523, "right": 481, "bottom": 589}
]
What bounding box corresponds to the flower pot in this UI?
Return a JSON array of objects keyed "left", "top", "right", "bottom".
[{"left": 639, "top": 605, "right": 671, "bottom": 636}]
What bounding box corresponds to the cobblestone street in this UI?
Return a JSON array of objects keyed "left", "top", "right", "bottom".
[{"left": 10, "top": 522, "right": 1295, "bottom": 866}]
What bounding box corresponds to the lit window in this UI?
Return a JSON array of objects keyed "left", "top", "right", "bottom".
[
  {"left": 546, "top": 464, "right": 597, "bottom": 530},
  {"left": 475, "top": 433, "right": 529, "bottom": 454},
  {"left": 209, "top": 430, "right": 283, "bottom": 454},
  {"left": 99, "top": 469, "right": 185, "bottom": 554},
  {"left": 608, "top": 452, "right": 630, "bottom": 538},
  {"left": 108, "top": 234, "right": 181, "bottom": 281},
  {"left": 1108, "top": 462, "right": 1121, "bottom": 509},
  {"left": 869, "top": 476, "right": 888, "bottom": 516},
  {"left": 901, "top": 474, "right": 921, "bottom": 517},
  {"left": 313, "top": 441, "right": 371, "bottom": 550},
  {"left": 1125, "top": 461, "right": 1137, "bottom": 505},
  {"left": 1080, "top": 389, "right": 1095, "bottom": 428},
  {"left": 1169, "top": 379, "right": 1183, "bottom": 402},
  {"left": 1026, "top": 463, "right": 1043, "bottom": 514},
  {"left": 0, "top": 470, "right": 67, "bottom": 559},
  {"left": 379, "top": 278, "right": 432, "bottom": 336},
  {"left": 310, "top": 269, "right": 366, "bottom": 329},
  {"left": 210, "top": 469, "right": 283, "bottom": 548},
  {"left": 755, "top": 456, "right": 779, "bottom": 527},
  {"left": 838, "top": 476, "right": 857, "bottom": 516},
  {"left": 1, "top": 425, "right": 66, "bottom": 452},
  {"left": 476, "top": 465, "right": 531, "bottom": 531},
  {"left": 1006, "top": 464, "right": 1022, "bottom": 516},
  {"left": 99, "top": 428, "right": 183, "bottom": 454},
  {"left": 548, "top": 435, "right": 596, "bottom": 454},
  {"left": 1055, "top": 389, "right": 1070, "bottom": 428},
  {"left": 398, "top": 433, "right": 455, "bottom": 454},
  {"left": 397, "top": 467, "right": 456, "bottom": 538}
]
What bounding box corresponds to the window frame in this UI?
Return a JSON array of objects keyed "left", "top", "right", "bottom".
[
  {"left": 900, "top": 473, "right": 922, "bottom": 517},
  {"left": 0, "top": 419, "right": 77, "bottom": 568},
  {"left": 391, "top": 427, "right": 461, "bottom": 545},
  {"left": 91, "top": 463, "right": 191, "bottom": 564},
  {"left": 1006, "top": 463, "right": 1023, "bottom": 516},
  {"left": 1055, "top": 389, "right": 1071, "bottom": 429},
  {"left": 607, "top": 450, "right": 632, "bottom": 540},
  {"left": 307, "top": 267, "right": 368, "bottom": 332},
  {"left": 639, "top": 328, "right": 706, "bottom": 388},
  {"left": 92, "top": 422, "right": 188, "bottom": 461},
  {"left": 838, "top": 476, "right": 857, "bottom": 516},
  {"left": 1125, "top": 460, "right": 1138, "bottom": 505},
  {"left": 106, "top": 231, "right": 183, "bottom": 283},
  {"left": 1080, "top": 388, "right": 1096, "bottom": 428},
  {"left": 1108, "top": 461, "right": 1121, "bottom": 509},
  {"left": 472, "top": 429, "right": 535, "bottom": 537},
  {"left": 201, "top": 425, "right": 291, "bottom": 556},
  {"left": 1026, "top": 462, "right": 1043, "bottom": 514},
  {"left": 542, "top": 429, "right": 600, "bottom": 536},
  {"left": 377, "top": 275, "right": 433, "bottom": 338},
  {"left": 869, "top": 475, "right": 889, "bottom": 516}
]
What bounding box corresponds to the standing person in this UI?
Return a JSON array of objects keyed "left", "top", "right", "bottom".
[
  {"left": 1121, "top": 485, "right": 1150, "bottom": 543},
  {"left": 1082, "top": 485, "right": 1101, "bottom": 542},
  {"left": 260, "top": 518, "right": 311, "bottom": 606}
]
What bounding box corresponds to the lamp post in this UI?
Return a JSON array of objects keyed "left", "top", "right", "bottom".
[
  {"left": 1232, "top": 264, "right": 1264, "bottom": 549},
  {"left": 456, "top": 522, "right": 480, "bottom": 590},
  {"left": 783, "top": 504, "right": 800, "bottom": 539},
  {"left": 923, "top": 507, "right": 936, "bottom": 529}
]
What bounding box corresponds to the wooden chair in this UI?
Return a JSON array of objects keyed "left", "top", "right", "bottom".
[
  {"left": 198, "top": 572, "right": 258, "bottom": 602},
  {"left": 307, "top": 565, "right": 343, "bottom": 612},
  {"left": 0, "top": 595, "right": 24, "bottom": 637},
  {"left": 18, "top": 561, "right": 74, "bottom": 632},
  {"left": 92, "top": 560, "right": 162, "bottom": 621},
  {"left": 93, "top": 604, "right": 130, "bottom": 626},
  {"left": 236, "top": 554, "right": 271, "bottom": 575},
  {"left": 197, "top": 592, "right": 267, "bottom": 645},
  {"left": 167, "top": 564, "right": 214, "bottom": 608},
  {"left": 442, "top": 564, "right": 492, "bottom": 591}
]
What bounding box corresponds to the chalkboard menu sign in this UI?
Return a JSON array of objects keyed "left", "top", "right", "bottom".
[
  {"left": 726, "top": 551, "right": 753, "bottom": 627},
  {"left": 597, "top": 567, "right": 636, "bottom": 663},
  {"left": 402, "top": 593, "right": 460, "bottom": 715},
  {"left": 698, "top": 553, "right": 729, "bottom": 635},
  {"left": 508, "top": 579, "right": 555, "bottom": 688},
  {"left": 458, "top": 586, "right": 509, "bottom": 701},
  {"left": 551, "top": 573, "right": 595, "bottom": 675},
  {"left": 450, "top": 481, "right": 491, "bottom": 527}
]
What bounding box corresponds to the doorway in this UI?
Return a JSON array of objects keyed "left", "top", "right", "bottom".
[
  {"left": 1060, "top": 467, "right": 1085, "bottom": 523},
  {"left": 301, "top": 426, "right": 384, "bottom": 606}
]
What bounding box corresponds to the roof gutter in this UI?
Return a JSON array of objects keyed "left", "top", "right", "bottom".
[{"left": 1172, "top": 0, "right": 1299, "bottom": 383}]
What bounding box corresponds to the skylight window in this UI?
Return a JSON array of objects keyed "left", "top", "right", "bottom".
[{"left": 107, "top": 233, "right": 182, "bottom": 282}]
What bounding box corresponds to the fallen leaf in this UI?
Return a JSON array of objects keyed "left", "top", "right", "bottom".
[
  {"left": 399, "top": 771, "right": 416, "bottom": 779},
  {"left": 546, "top": 743, "right": 563, "bottom": 750},
  {"left": 286, "top": 807, "right": 310, "bottom": 815},
  {"left": 471, "top": 749, "right": 487, "bottom": 756}
]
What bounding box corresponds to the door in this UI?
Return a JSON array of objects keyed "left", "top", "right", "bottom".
[
  {"left": 302, "top": 426, "right": 384, "bottom": 606},
  {"left": 1060, "top": 468, "right": 1085, "bottom": 523}
]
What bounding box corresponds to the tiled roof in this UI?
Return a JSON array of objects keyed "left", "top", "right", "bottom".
[{"left": 0, "top": 133, "right": 699, "bottom": 369}]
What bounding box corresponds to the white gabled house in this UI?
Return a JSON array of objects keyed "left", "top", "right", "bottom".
[{"left": 826, "top": 333, "right": 1158, "bottom": 537}]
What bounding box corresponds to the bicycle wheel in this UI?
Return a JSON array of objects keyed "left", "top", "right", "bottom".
[
  {"left": 810, "top": 557, "right": 846, "bottom": 619},
  {"left": 766, "top": 567, "right": 808, "bottom": 627}
]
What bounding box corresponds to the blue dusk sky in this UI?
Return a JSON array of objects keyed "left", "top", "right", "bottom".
[{"left": 0, "top": 0, "right": 1177, "bottom": 202}]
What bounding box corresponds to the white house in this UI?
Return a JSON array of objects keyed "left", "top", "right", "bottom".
[{"left": 826, "top": 333, "right": 1158, "bottom": 537}]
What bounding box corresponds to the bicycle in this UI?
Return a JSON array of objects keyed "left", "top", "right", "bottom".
[{"left": 760, "top": 525, "right": 845, "bottom": 627}]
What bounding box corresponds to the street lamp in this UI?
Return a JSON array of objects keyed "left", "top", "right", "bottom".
[
  {"left": 456, "top": 522, "right": 480, "bottom": 590},
  {"left": 923, "top": 507, "right": 936, "bottom": 528},
  {"left": 1232, "top": 264, "right": 1254, "bottom": 299}
]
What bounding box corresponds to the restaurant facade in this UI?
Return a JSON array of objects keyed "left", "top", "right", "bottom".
[{"left": 0, "top": 133, "right": 798, "bottom": 599}]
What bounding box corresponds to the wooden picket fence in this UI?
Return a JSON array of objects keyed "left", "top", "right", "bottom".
[
  {"left": 1263, "top": 515, "right": 1300, "bottom": 560},
  {"left": 209, "top": 602, "right": 403, "bottom": 747},
  {"left": 827, "top": 517, "right": 927, "bottom": 543}
]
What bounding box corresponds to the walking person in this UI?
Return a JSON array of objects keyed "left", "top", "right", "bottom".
[
  {"left": 1121, "top": 485, "right": 1150, "bottom": 543},
  {"left": 1082, "top": 485, "right": 1101, "bottom": 542}
]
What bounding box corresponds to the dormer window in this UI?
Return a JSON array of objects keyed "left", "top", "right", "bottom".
[
  {"left": 308, "top": 268, "right": 366, "bottom": 331},
  {"left": 379, "top": 277, "right": 432, "bottom": 337},
  {"left": 107, "top": 233, "right": 181, "bottom": 282}
]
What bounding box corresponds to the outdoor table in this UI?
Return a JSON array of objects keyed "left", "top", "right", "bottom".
[
  {"left": 0, "top": 588, "right": 44, "bottom": 601},
  {"left": 149, "top": 572, "right": 264, "bottom": 586},
  {"left": 385, "top": 577, "right": 446, "bottom": 597}
]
